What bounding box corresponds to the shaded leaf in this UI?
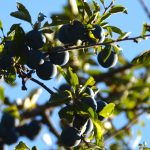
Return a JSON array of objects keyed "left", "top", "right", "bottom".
[
  {"left": 107, "top": 25, "right": 123, "bottom": 35},
  {"left": 132, "top": 50, "right": 150, "bottom": 65},
  {"left": 10, "top": 2, "right": 32, "bottom": 23},
  {"left": 109, "top": 5, "right": 127, "bottom": 14},
  {"left": 59, "top": 105, "right": 74, "bottom": 122},
  {"left": 49, "top": 91, "right": 71, "bottom": 105},
  {"left": 84, "top": 2, "right": 92, "bottom": 17}
]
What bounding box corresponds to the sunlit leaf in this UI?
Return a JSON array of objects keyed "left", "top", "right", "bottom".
[
  {"left": 99, "top": 103, "right": 115, "bottom": 118},
  {"left": 15, "top": 141, "right": 30, "bottom": 150},
  {"left": 0, "top": 86, "right": 4, "bottom": 102}
]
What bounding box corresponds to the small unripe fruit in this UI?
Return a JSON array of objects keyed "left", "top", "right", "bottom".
[
  {"left": 97, "top": 50, "right": 118, "bottom": 68},
  {"left": 25, "top": 30, "right": 44, "bottom": 49},
  {"left": 60, "top": 126, "right": 81, "bottom": 148},
  {"left": 26, "top": 50, "right": 44, "bottom": 69},
  {"left": 96, "top": 100, "right": 107, "bottom": 121},
  {"left": 49, "top": 47, "right": 69, "bottom": 66},
  {"left": 36, "top": 60, "right": 57, "bottom": 80}
]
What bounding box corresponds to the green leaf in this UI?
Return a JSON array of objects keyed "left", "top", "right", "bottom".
[
  {"left": 4, "top": 67, "right": 16, "bottom": 85},
  {"left": 92, "top": 119, "right": 103, "bottom": 146},
  {"left": 102, "top": 45, "right": 112, "bottom": 63},
  {"left": 99, "top": 103, "right": 115, "bottom": 118},
  {"left": 49, "top": 91, "right": 71, "bottom": 105},
  {"left": 142, "top": 23, "right": 148, "bottom": 37},
  {"left": 57, "top": 66, "right": 70, "bottom": 84},
  {"left": 59, "top": 105, "right": 74, "bottom": 122},
  {"left": 67, "top": 67, "right": 79, "bottom": 90},
  {"left": 0, "top": 86, "right": 5, "bottom": 102},
  {"left": 84, "top": 2, "right": 92, "bottom": 17},
  {"left": 118, "top": 32, "right": 131, "bottom": 40},
  {"left": 10, "top": 2, "right": 32, "bottom": 23},
  {"left": 92, "top": 1, "right": 100, "bottom": 13},
  {"left": 0, "top": 20, "right": 3, "bottom": 29},
  {"left": 15, "top": 141, "right": 30, "bottom": 150},
  {"left": 107, "top": 25, "right": 123, "bottom": 35},
  {"left": 109, "top": 5, "right": 128, "bottom": 14},
  {"left": 4, "top": 105, "right": 20, "bottom": 118},
  {"left": 80, "top": 77, "right": 95, "bottom": 93},
  {"left": 132, "top": 50, "right": 150, "bottom": 65},
  {"left": 100, "top": 12, "right": 111, "bottom": 22}
]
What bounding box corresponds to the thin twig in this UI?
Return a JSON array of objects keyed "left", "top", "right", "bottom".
[
  {"left": 138, "top": 0, "right": 150, "bottom": 19},
  {"left": 42, "top": 111, "right": 60, "bottom": 138},
  {"left": 48, "top": 34, "right": 150, "bottom": 54},
  {"left": 30, "top": 77, "right": 54, "bottom": 95},
  {"left": 103, "top": 0, "right": 115, "bottom": 15}
]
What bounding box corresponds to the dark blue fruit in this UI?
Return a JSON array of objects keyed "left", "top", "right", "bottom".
[
  {"left": 49, "top": 48, "right": 69, "bottom": 66},
  {"left": 58, "top": 21, "right": 84, "bottom": 44},
  {"left": 26, "top": 50, "right": 44, "bottom": 69},
  {"left": 96, "top": 100, "right": 107, "bottom": 121},
  {"left": 3, "top": 128, "right": 18, "bottom": 145},
  {"left": 81, "top": 97, "right": 97, "bottom": 111},
  {"left": 72, "top": 20, "right": 85, "bottom": 41},
  {"left": 58, "top": 24, "right": 73, "bottom": 44},
  {"left": 0, "top": 56, "right": 13, "bottom": 69},
  {"left": 59, "top": 83, "right": 71, "bottom": 91},
  {"left": 84, "top": 119, "right": 93, "bottom": 137},
  {"left": 92, "top": 25, "right": 105, "bottom": 43},
  {"left": 84, "top": 87, "right": 94, "bottom": 97},
  {"left": 25, "top": 120, "right": 41, "bottom": 140},
  {"left": 60, "top": 126, "right": 81, "bottom": 148},
  {"left": 1, "top": 112, "right": 15, "bottom": 129},
  {"left": 25, "top": 30, "right": 44, "bottom": 49},
  {"left": 36, "top": 60, "right": 57, "bottom": 80},
  {"left": 0, "top": 123, "right": 7, "bottom": 138},
  {"left": 73, "top": 115, "right": 88, "bottom": 134},
  {"left": 97, "top": 50, "right": 118, "bottom": 68}
]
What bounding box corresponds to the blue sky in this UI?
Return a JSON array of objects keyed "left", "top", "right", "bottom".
[{"left": 0, "top": 0, "right": 150, "bottom": 149}]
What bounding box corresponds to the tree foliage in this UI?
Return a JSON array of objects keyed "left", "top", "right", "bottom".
[{"left": 0, "top": 0, "right": 150, "bottom": 149}]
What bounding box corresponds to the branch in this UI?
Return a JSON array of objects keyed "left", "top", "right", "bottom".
[
  {"left": 42, "top": 112, "right": 60, "bottom": 138},
  {"left": 138, "top": 0, "right": 150, "bottom": 19},
  {"left": 94, "top": 63, "right": 133, "bottom": 82},
  {"left": 48, "top": 34, "right": 150, "bottom": 53},
  {"left": 103, "top": 0, "right": 115, "bottom": 15},
  {"left": 15, "top": 64, "right": 55, "bottom": 95},
  {"left": 104, "top": 110, "right": 145, "bottom": 142}
]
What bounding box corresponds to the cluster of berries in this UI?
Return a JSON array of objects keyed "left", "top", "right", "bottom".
[{"left": 60, "top": 87, "right": 107, "bottom": 148}]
